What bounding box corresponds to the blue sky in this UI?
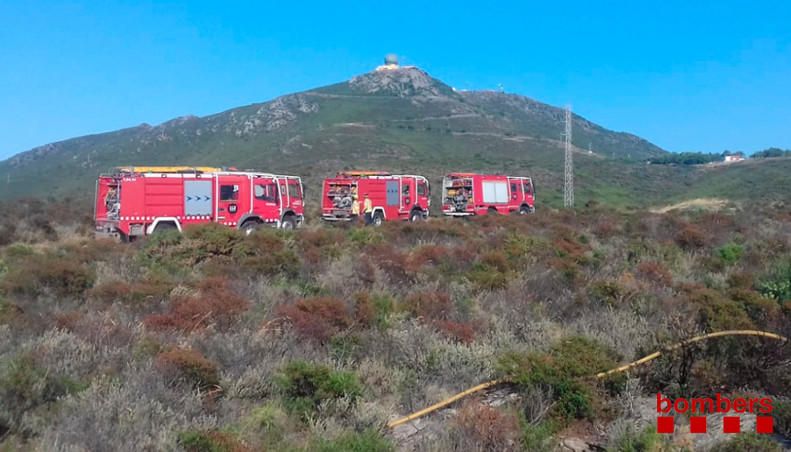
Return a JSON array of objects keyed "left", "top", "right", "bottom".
[{"left": 0, "top": 0, "right": 789, "bottom": 160}]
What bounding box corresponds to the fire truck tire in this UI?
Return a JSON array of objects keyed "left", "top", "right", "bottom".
[
  {"left": 241, "top": 220, "right": 263, "bottom": 235},
  {"left": 519, "top": 205, "right": 531, "bottom": 215},
  {"left": 487, "top": 207, "right": 499, "bottom": 215},
  {"left": 409, "top": 209, "right": 424, "bottom": 222},
  {"left": 281, "top": 215, "right": 297, "bottom": 230},
  {"left": 372, "top": 211, "right": 385, "bottom": 227},
  {"left": 152, "top": 222, "right": 177, "bottom": 234}
]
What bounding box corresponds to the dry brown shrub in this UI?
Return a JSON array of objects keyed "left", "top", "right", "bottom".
[
  {"left": 155, "top": 347, "right": 220, "bottom": 390},
  {"left": 455, "top": 399, "right": 521, "bottom": 451},
  {"left": 89, "top": 279, "right": 172, "bottom": 304},
  {"left": 363, "top": 243, "right": 411, "bottom": 283},
  {"left": 353, "top": 292, "right": 375, "bottom": 326},
  {"left": 276, "top": 296, "right": 352, "bottom": 342},
  {"left": 407, "top": 244, "right": 450, "bottom": 272},
  {"left": 635, "top": 260, "right": 673, "bottom": 286},
  {"left": 433, "top": 320, "right": 476, "bottom": 344},
  {"left": 144, "top": 277, "right": 249, "bottom": 332},
  {"left": 402, "top": 291, "right": 452, "bottom": 320},
  {"left": 675, "top": 224, "right": 706, "bottom": 250}
]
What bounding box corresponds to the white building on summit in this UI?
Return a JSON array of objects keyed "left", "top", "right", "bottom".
[{"left": 376, "top": 54, "right": 415, "bottom": 72}]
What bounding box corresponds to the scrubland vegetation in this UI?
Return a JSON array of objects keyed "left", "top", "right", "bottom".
[{"left": 0, "top": 198, "right": 790, "bottom": 451}]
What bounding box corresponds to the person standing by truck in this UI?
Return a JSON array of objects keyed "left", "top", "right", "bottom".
[{"left": 363, "top": 193, "right": 373, "bottom": 225}]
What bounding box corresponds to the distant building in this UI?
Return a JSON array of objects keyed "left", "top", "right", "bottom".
[
  {"left": 376, "top": 54, "right": 400, "bottom": 71},
  {"left": 375, "top": 54, "right": 415, "bottom": 72},
  {"left": 724, "top": 154, "right": 745, "bottom": 163}
]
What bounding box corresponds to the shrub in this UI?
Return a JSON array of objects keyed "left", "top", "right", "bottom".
[
  {"left": 433, "top": 320, "right": 476, "bottom": 344},
  {"left": 675, "top": 224, "right": 706, "bottom": 250},
  {"left": 0, "top": 354, "right": 87, "bottom": 433},
  {"left": 607, "top": 422, "right": 660, "bottom": 452},
  {"left": 310, "top": 428, "right": 393, "bottom": 452},
  {"left": 155, "top": 348, "right": 220, "bottom": 391},
  {"left": 589, "top": 280, "right": 624, "bottom": 307},
  {"left": 406, "top": 244, "right": 450, "bottom": 272},
  {"left": 635, "top": 261, "right": 673, "bottom": 286},
  {"left": 275, "top": 361, "right": 362, "bottom": 419},
  {"left": 773, "top": 398, "right": 791, "bottom": 438},
  {"left": 401, "top": 291, "right": 452, "bottom": 320},
  {"left": 89, "top": 279, "right": 172, "bottom": 304},
  {"left": 242, "top": 229, "right": 300, "bottom": 277},
  {"left": 709, "top": 433, "right": 782, "bottom": 452},
  {"left": 717, "top": 242, "right": 744, "bottom": 266},
  {"left": 0, "top": 298, "right": 23, "bottom": 325},
  {"left": 497, "top": 336, "right": 620, "bottom": 422},
  {"left": 467, "top": 264, "right": 509, "bottom": 291},
  {"left": 520, "top": 419, "right": 556, "bottom": 452},
  {"left": 686, "top": 287, "right": 755, "bottom": 330},
  {"left": 0, "top": 252, "right": 94, "bottom": 297},
  {"left": 454, "top": 400, "right": 520, "bottom": 451},
  {"left": 277, "top": 297, "right": 353, "bottom": 343},
  {"left": 144, "top": 277, "right": 249, "bottom": 332},
  {"left": 178, "top": 430, "right": 249, "bottom": 452},
  {"left": 757, "top": 260, "right": 791, "bottom": 302}
]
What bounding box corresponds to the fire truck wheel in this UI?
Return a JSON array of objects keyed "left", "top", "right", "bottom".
[
  {"left": 519, "top": 205, "right": 531, "bottom": 215},
  {"left": 281, "top": 215, "right": 297, "bottom": 230},
  {"left": 241, "top": 220, "right": 262, "bottom": 235},
  {"left": 372, "top": 211, "right": 384, "bottom": 226},
  {"left": 409, "top": 209, "right": 423, "bottom": 222},
  {"left": 152, "top": 222, "right": 177, "bottom": 234},
  {"left": 488, "top": 207, "right": 499, "bottom": 215}
]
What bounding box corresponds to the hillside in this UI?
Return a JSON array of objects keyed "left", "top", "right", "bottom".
[
  {"left": 2, "top": 66, "right": 789, "bottom": 208},
  {"left": 0, "top": 67, "right": 668, "bottom": 204}
]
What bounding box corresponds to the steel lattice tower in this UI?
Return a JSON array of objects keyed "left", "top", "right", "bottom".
[{"left": 563, "top": 106, "right": 574, "bottom": 208}]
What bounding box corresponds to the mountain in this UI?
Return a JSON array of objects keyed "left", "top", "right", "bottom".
[{"left": 1, "top": 66, "right": 788, "bottom": 207}]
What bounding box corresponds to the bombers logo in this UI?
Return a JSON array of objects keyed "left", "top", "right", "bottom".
[{"left": 656, "top": 393, "right": 774, "bottom": 434}]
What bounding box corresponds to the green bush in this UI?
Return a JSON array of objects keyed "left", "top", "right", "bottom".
[
  {"left": 467, "top": 263, "right": 509, "bottom": 291},
  {"left": 709, "top": 433, "right": 782, "bottom": 452},
  {"left": 717, "top": 242, "right": 744, "bottom": 266},
  {"left": 773, "top": 398, "right": 791, "bottom": 438},
  {"left": 0, "top": 252, "right": 95, "bottom": 297},
  {"left": 177, "top": 430, "right": 248, "bottom": 452},
  {"left": 498, "top": 337, "right": 621, "bottom": 422},
  {"left": 520, "top": 420, "right": 557, "bottom": 452},
  {"left": 310, "top": 429, "right": 393, "bottom": 452},
  {"left": 275, "top": 361, "right": 362, "bottom": 419},
  {"left": 608, "top": 423, "right": 660, "bottom": 452},
  {"left": 348, "top": 228, "right": 384, "bottom": 246},
  {"left": 242, "top": 401, "right": 291, "bottom": 446},
  {"left": 0, "top": 355, "right": 87, "bottom": 433},
  {"left": 757, "top": 260, "right": 791, "bottom": 302}
]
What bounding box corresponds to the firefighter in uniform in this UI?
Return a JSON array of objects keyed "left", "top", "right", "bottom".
[
  {"left": 363, "top": 193, "right": 373, "bottom": 225},
  {"left": 351, "top": 196, "right": 360, "bottom": 221}
]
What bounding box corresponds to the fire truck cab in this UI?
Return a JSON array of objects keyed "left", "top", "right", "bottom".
[
  {"left": 321, "top": 171, "right": 430, "bottom": 225},
  {"left": 95, "top": 166, "right": 304, "bottom": 240},
  {"left": 442, "top": 173, "right": 535, "bottom": 216}
]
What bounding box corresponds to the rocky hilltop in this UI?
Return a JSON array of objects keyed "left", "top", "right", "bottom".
[{"left": 0, "top": 65, "right": 723, "bottom": 206}]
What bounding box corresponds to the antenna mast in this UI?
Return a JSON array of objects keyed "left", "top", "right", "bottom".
[{"left": 563, "top": 105, "right": 574, "bottom": 208}]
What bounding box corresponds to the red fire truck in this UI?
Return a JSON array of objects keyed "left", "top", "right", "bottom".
[
  {"left": 95, "top": 166, "right": 304, "bottom": 240},
  {"left": 442, "top": 173, "right": 535, "bottom": 216},
  {"left": 321, "top": 171, "right": 430, "bottom": 225}
]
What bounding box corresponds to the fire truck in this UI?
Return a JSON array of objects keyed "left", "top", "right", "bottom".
[
  {"left": 321, "top": 171, "right": 430, "bottom": 225},
  {"left": 442, "top": 173, "right": 535, "bottom": 216},
  {"left": 95, "top": 166, "right": 304, "bottom": 240}
]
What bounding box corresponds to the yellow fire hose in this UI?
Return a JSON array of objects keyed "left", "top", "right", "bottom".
[{"left": 387, "top": 329, "right": 788, "bottom": 429}]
